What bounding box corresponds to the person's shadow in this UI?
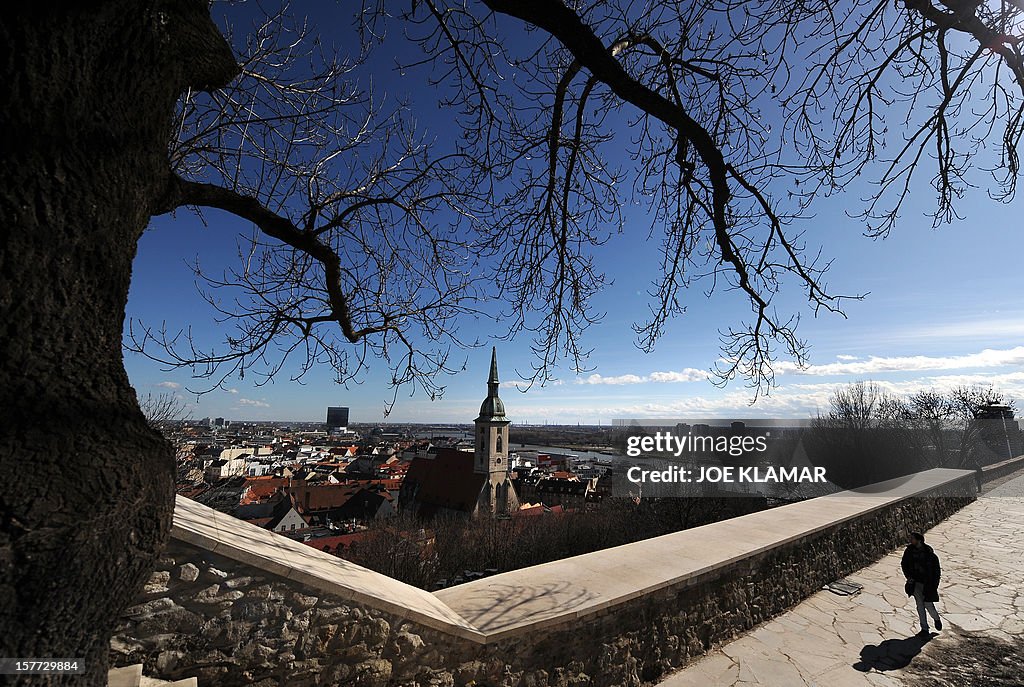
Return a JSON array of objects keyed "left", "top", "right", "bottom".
[{"left": 853, "top": 633, "right": 933, "bottom": 671}]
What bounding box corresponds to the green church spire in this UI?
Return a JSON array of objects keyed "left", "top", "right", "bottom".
[
  {"left": 478, "top": 346, "right": 507, "bottom": 421},
  {"left": 488, "top": 346, "right": 500, "bottom": 388}
]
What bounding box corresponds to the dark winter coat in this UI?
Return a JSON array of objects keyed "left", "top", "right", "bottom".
[{"left": 901, "top": 543, "right": 941, "bottom": 602}]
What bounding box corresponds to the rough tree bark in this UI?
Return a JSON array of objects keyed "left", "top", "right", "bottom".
[{"left": 0, "top": 2, "right": 236, "bottom": 683}]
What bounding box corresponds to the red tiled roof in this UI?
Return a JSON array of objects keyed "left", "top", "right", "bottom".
[
  {"left": 302, "top": 531, "right": 373, "bottom": 552},
  {"left": 288, "top": 483, "right": 363, "bottom": 511},
  {"left": 241, "top": 476, "right": 288, "bottom": 504},
  {"left": 241, "top": 517, "right": 274, "bottom": 527},
  {"left": 367, "top": 478, "right": 403, "bottom": 491},
  {"left": 515, "top": 503, "right": 566, "bottom": 517},
  {"left": 177, "top": 484, "right": 210, "bottom": 499},
  {"left": 406, "top": 448, "right": 486, "bottom": 514}
]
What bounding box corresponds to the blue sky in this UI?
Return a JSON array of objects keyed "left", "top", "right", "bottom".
[
  {"left": 126, "top": 184, "right": 1024, "bottom": 424},
  {"left": 123, "top": 4, "right": 1024, "bottom": 424}
]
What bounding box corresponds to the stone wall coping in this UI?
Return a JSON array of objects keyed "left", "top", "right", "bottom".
[
  {"left": 170, "top": 495, "right": 487, "bottom": 643},
  {"left": 171, "top": 469, "right": 973, "bottom": 646},
  {"left": 433, "top": 468, "right": 976, "bottom": 642},
  {"left": 980, "top": 453, "right": 1024, "bottom": 477}
]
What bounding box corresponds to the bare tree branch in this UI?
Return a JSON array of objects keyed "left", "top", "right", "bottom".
[{"left": 129, "top": 0, "right": 1024, "bottom": 404}]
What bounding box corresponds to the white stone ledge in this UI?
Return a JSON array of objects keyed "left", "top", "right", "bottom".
[
  {"left": 981, "top": 454, "right": 1024, "bottom": 479},
  {"left": 434, "top": 468, "right": 976, "bottom": 642},
  {"left": 170, "top": 469, "right": 975, "bottom": 646},
  {"left": 170, "top": 496, "right": 487, "bottom": 643}
]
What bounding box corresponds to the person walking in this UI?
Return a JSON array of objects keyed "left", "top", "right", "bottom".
[{"left": 901, "top": 531, "right": 942, "bottom": 636}]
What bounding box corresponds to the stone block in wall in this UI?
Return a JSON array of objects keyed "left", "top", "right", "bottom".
[{"left": 111, "top": 538, "right": 480, "bottom": 686}]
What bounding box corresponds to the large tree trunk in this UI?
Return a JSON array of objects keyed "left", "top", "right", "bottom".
[{"left": 0, "top": 2, "right": 236, "bottom": 684}]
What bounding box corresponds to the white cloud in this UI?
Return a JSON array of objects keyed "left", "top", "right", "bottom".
[
  {"left": 238, "top": 398, "right": 270, "bottom": 408},
  {"left": 790, "top": 371, "right": 1024, "bottom": 393},
  {"left": 893, "top": 317, "right": 1024, "bottom": 342},
  {"left": 923, "top": 371, "right": 1024, "bottom": 391},
  {"left": 778, "top": 346, "right": 1024, "bottom": 377},
  {"left": 836, "top": 354, "right": 860, "bottom": 361},
  {"left": 385, "top": 365, "right": 1024, "bottom": 424},
  {"left": 511, "top": 370, "right": 1024, "bottom": 424},
  {"left": 648, "top": 369, "right": 711, "bottom": 383},
  {"left": 499, "top": 378, "right": 565, "bottom": 390},
  {"left": 155, "top": 381, "right": 181, "bottom": 390},
  {"left": 576, "top": 368, "right": 710, "bottom": 385},
  {"left": 579, "top": 373, "right": 647, "bottom": 385},
  {"left": 226, "top": 388, "right": 239, "bottom": 394},
  {"left": 516, "top": 389, "right": 831, "bottom": 422}
]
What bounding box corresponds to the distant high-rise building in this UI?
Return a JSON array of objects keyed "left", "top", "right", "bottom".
[
  {"left": 326, "top": 406, "right": 349, "bottom": 432},
  {"left": 214, "top": 417, "right": 224, "bottom": 427}
]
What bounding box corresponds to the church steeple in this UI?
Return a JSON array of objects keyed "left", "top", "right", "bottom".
[
  {"left": 472, "top": 347, "right": 517, "bottom": 514},
  {"left": 488, "top": 346, "right": 500, "bottom": 389},
  {"left": 477, "top": 346, "right": 507, "bottom": 422}
]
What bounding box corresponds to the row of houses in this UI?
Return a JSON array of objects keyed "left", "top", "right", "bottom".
[{"left": 172, "top": 350, "right": 611, "bottom": 561}]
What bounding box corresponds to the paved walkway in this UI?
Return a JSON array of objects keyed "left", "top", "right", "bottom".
[{"left": 657, "top": 471, "right": 1024, "bottom": 687}]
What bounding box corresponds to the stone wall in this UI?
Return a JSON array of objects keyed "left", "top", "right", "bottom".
[
  {"left": 488, "top": 478, "right": 976, "bottom": 686},
  {"left": 981, "top": 454, "right": 1024, "bottom": 483},
  {"left": 111, "top": 472, "right": 976, "bottom": 686},
  {"left": 111, "top": 539, "right": 483, "bottom": 687}
]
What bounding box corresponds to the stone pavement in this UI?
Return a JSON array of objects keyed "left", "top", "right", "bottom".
[{"left": 657, "top": 471, "right": 1024, "bottom": 687}]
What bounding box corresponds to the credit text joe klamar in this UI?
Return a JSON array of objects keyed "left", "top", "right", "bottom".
[{"left": 624, "top": 431, "right": 827, "bottom": 484}]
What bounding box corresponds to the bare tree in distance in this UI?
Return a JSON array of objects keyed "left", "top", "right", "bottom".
[
  {"left": 807, "top": 381, "right": 928, "bottom": 488},
  {"left": 906, "top": 385, "right": 1019, "bottom": 467},
  {"left": 6, "top": 0, "right": 1024, "bottom": 678},
  {"left": 137, "top": 391, "right": 192, "bottom": 428},
  {"left": 949, "top": 385, "right": 1019, "bottom": 466},
  {"left": 807, "top": 382, "right": 1018, "bottom": 489}
]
